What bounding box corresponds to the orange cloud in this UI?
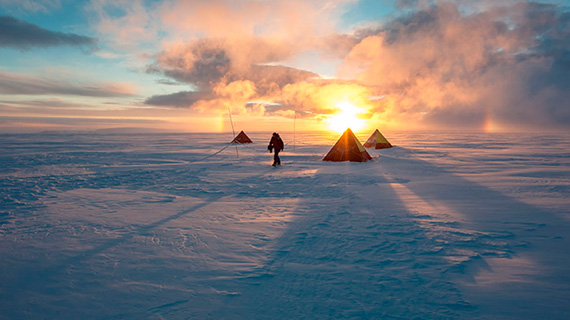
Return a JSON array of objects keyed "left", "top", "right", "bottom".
[
  {"left": 96, "top": 0, "right": 570, "bottom": 132},
  {"left": 339, "top": 2, "right": 570, "bottom": 131}
]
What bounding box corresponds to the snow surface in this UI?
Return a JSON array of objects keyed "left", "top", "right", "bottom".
[{"left": 1, "top": 131, "right": 569, "bottom": 319}]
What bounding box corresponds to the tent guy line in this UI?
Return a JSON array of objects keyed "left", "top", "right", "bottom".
[{"left": 189, "top": 142, "right": 234, "bottom": 163}]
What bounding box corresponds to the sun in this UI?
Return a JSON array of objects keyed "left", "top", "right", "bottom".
[{"left": 327, "top": 101, "right": 365, "bottom": 133}]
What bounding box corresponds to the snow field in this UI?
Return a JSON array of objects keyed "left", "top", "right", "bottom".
[{"left": 1, "top": 131, "right": 569, "bottom": 319}]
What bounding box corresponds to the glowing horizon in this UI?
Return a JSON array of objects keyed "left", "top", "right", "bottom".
[
  {"left": 0, "top": 1, "right": 569, "bottom": 133},
  {"left": 327, "top": 101, "right": 366, "bottom": 133}
]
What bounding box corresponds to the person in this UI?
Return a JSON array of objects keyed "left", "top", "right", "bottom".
[{"left": 268, "top": 132, "right": 284, "bottom": 166}]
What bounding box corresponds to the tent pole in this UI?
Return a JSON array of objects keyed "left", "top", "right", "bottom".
[
  {"left": 293, "top": 111, "right": 296, "bottom": 151},
  {"left": 228, "top": 106, "right": 239, "bottom": 159}
]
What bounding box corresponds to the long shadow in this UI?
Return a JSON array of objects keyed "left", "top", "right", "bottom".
[
  {"left": 65, "top": 146, "right": 289, "bottom": 265},
  {"left": 378, "top": 147, "right": 570, "bottom": 319},
  {"left": 0, "top": 194, "right": 225, "bottom": 318},
  {"left": 3, "top": 136, "right": 569, "bottom": 319},
  {"left": 0, "top": 152, "right": 294, "bottom": 313},
  {"left": 220, "top": 146, "right": 570, "bottom": 319},
  {"left": 0, "top": 133, "right": 285, "bottom": 318},
  {"left": 382, "top": 147, "right": 569, "bottom": 237},
  {"left": 77, "top": 193, "right": 228, "bottom": 261},
  {"left": 219, "top": 158, "right": 480, "bottom": 319},
  {"left": 3, "top": 155, "right": 285, "bottom": 273}
]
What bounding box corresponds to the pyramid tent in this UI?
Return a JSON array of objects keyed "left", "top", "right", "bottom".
[
  {"left": 231, "top": 131, "right": 253, "bottom": 143},
  {"left": 323, "top": 128, "right": 372, "bottom": 162},
  {"left": 363, "top": 129, "right": 392, "bottom": 149}
]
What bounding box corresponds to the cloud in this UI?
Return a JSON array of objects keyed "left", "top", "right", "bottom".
[
  {"left": 144, "top": 90, "right": 210, "bottom": 108},
  {"left": 149, "top": 38, "right": 318, "bottom": 87},
  {"left": 0, "top": 16, "right": 97, "bottom": 50},
  {"left": 338, "top": 1, "right": 570, "bottom": 130},
  {"left": 86, "top": 0, "right": 160, "bottom": 51},
  {"left": 93, "top": 0, "right": 570, "bottom": 131},
  {"left": 0, "top": 71, "right": 137, "bottom": 97},
  {"left": 155, "top": 79, "right": 182, "bottom": 86},
  {"left": 0, "top": 116, "right": 165, "bottom": 134},
  {"left": 158, "top": 0, "right": 343, "bottom": 40},
  {"left": 144, "top": 38, "right": 319, "bottom": 109},
  {"left": 0, "top": 98, "right": 84, "bottom": 108},
  {"left": 274, "top": 79, "right": 380, "bottom": 117},
  {"left": 93, "top": 0, "right": 350, "bottom": 116},
  {"left": 142, "top": 33, "right": 376, "bottom": 121},
  {"left": 94, "top": 51, "right": 123, "bottom": 60},
  {"left": 0, "top": 0, "right": 61, "bottom": 14}
]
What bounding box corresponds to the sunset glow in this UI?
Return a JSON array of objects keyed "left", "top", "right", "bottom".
[
  {"left": 0, "top": 1, "right": 569, "bottom": 133},
  {"left": 327, "top": 101, "right": 365, "bottom": 133},
  {"left": 2, "top": 2, "right": 570, "bottom": 318}
]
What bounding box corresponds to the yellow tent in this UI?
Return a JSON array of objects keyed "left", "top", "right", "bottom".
[
  {"left": 363, "top": 129, "right": 392, "bottom": 149},
  {"left": 323, "top": 128, "right": 372, "bottom": 162}
]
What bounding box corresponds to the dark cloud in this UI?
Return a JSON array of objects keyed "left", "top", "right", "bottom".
[
  {"left": 148, "top": 38, "right": 316, "bottom": 90},
  {"left": 0, "top": 71, "right": 136, "bottom": 97},
  {"left": 155, "top": 79, "right": 183, "bottom": 86},
  {"left": 145, "top": 38, "right": 318, "bottom": 110},
  {"left": 0, "top": 98, "right": 83, "bottom": 108},
  {"left": 149, "top": 42, "right": 230, "bottom": 87},
  {"left": 0, "top": 15, "right": 97, "bottom": 50},
  {"left": 144, "top": 90, "right": 211, "bottom": 108}
]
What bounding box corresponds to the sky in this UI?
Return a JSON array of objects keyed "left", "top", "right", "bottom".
[{"left": 1, "top": 0, "right": 569, "bottom": 133}]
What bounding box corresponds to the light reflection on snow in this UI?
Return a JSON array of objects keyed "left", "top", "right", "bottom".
[{"left": 0, "top": 131, "right": 569, "bottom": 319}]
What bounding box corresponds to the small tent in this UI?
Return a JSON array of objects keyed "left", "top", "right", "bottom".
[
  {"left": 323, "top": 128, "right": 372, "bottom": 162},
  {"left": 364, "top": 129, "right": 392, "bottom": 149},
  {"left": 231, "top": 131, "right": 253, "bottom": 143}
]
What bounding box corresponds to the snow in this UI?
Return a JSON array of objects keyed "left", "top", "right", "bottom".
[{"left": 1, "top": 131, "right": 569, "bottom": 319}]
